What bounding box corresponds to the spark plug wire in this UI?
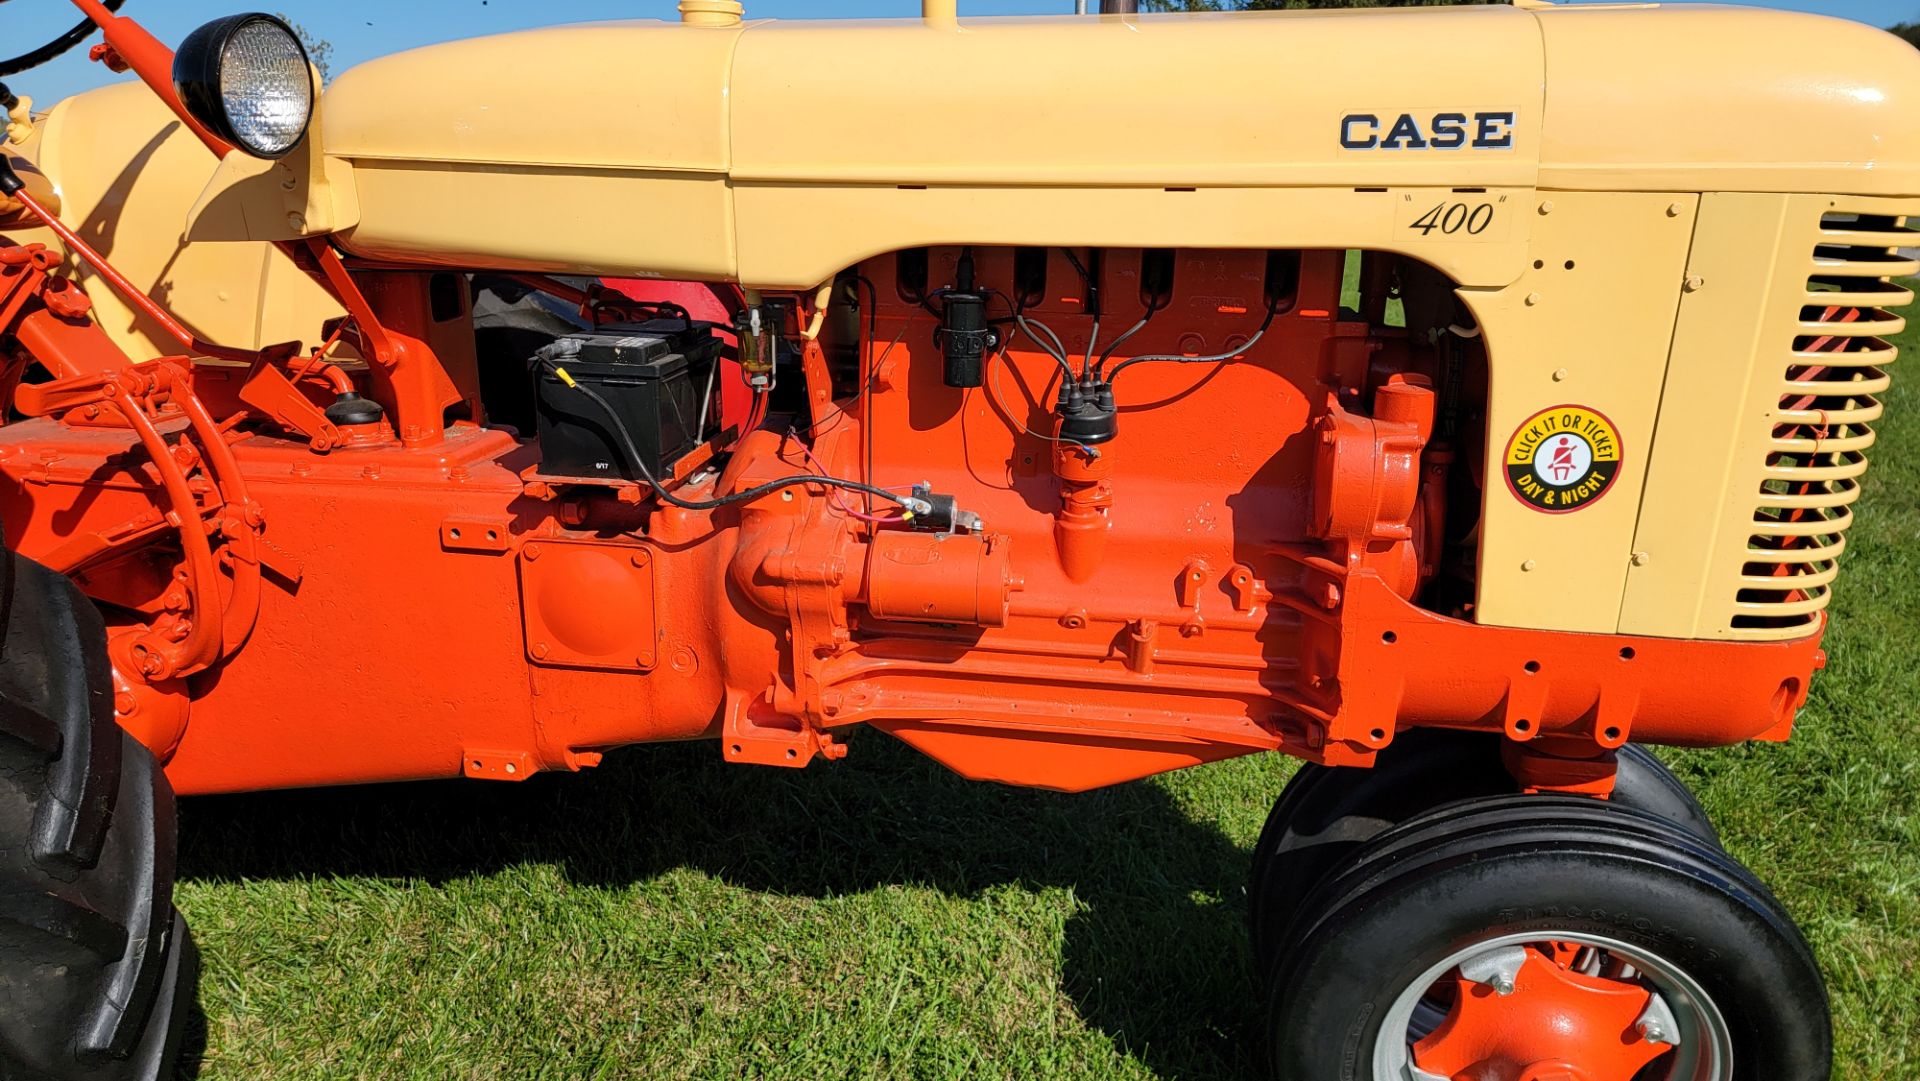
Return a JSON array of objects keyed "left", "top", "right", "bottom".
[{"left": 1103, "top": 297, "right": 1282, "bottom": 386}]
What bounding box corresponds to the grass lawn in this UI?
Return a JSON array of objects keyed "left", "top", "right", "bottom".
[{"left": 172, "top": 284, "right": 1920, "bottom": 1080}]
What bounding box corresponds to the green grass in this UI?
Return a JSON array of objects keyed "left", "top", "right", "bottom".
[{"left": 172, "top": 287, "right": 1920, "bottom": 1080}]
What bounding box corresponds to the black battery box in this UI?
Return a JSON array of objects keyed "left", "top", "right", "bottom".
[{"left": 534, "top": 318, "right": 722, "bottom": 481}]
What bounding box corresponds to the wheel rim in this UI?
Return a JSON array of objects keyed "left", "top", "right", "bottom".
[{"left": 1373, "top": 930, "right": 1734, "bottom": 1081}]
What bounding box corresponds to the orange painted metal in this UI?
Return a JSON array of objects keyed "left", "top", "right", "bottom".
[
  {"left": 71, "top": 0, "right": 236, "bottom": 157},
  {"left": 861, "top": 532, "right": 1015, "bottom": 627},
  {"left": 1051, "top": 441, "right": 1113, "bottom": 583},
  {"left": 0, "top": 233, "right": 1828, "bottom": 797},
  {"left": 1412, "top": 946, "right": 1670, "bottom": 1081}
]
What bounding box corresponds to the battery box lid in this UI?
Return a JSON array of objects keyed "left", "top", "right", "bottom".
[{"left": 557, "top": 319, "right": 715, "bottom": 376}]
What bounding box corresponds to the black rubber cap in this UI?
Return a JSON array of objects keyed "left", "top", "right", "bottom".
[
  {"left": 324, "top": 391, "right": 384, "bottom": 426},
  {"left": 0, "top": 157, "right": 24, "bottom": 198}
]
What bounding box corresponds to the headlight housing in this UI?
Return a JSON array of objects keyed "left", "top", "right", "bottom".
[{"left": 172, "top": 13, "right": 314, "bottom": 159}]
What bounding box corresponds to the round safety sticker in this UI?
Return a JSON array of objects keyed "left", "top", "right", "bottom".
[{"left": 1503, "top": 405, "right": 1622, "bottom": 513}]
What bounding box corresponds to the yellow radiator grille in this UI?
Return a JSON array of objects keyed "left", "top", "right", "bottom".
[{"left": 1732, "top": 211, "right": 1915, "bottom": 633}]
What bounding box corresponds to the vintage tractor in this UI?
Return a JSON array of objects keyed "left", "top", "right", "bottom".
[{"left": 1, "top": 0, "right": 1915, "bottom": 1076}]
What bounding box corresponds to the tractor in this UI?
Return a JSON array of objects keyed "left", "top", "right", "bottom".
[{"left": 1, "top": 0, "right": 1915, "bottom": 1077}]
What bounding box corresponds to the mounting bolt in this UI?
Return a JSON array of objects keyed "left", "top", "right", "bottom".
[
  {"left": 1667, "top": 202, "right": 1685, "bottom": 217},
  {"left": 1538, "top": 200, "right": 1555, "bottom": 215},
  {"left": 1521, "top": 559, "right": 1538, "bottom": 572},
  {"left": 1525, "top": 292, "right": 1542, "bottom": 307},
  {"left": 531, "top": 642, "right": 549, "bottom": 660},
  {"left": 1459, "top": 945, "right": 1530, "bottom": 1000},
  {"left": 1551, "top": 367, "right": 1569, "bottom": 382},
  {"left": 1684, "top": 275, "right": 1707, "bottom": 293},
  {"left": 1635, "top": 993, "right": 1682, "bottom": 1048},
  {"left": 285, "top": 211, "right": 306, "bottom": 231},
  {"left": 1631, "top": 551, "right": 1651, "bottom": 567}
]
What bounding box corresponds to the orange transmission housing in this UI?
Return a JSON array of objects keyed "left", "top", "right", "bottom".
[{"left": 0, "top": 243, "right": 1821, "bottom": 797}]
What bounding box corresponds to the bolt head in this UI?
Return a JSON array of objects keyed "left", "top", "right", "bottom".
[{"left": 1492, "top": 976, "right": 1516, "bottom": 996}]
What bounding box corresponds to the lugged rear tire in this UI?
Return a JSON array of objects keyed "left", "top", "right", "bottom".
[{"left": 1, "top": 543, "right": 197, "bottom": 1081}]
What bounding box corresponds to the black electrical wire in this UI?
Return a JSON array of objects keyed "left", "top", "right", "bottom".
[
  {"left": 1104, "top": 299, "right": 1281, "bottom": 386},
  {"left": 985, "top": 337, "right": 1097, "bottom": 456},
  {"left": 1061, "top": 247, "right": 1093, "bottom": 289},
  {"left": 1081, "top": 317, "right": 1102, "bottom": 379},
  {"left": 1012, "top": 314, "right": 1074, "bottom": 379},
  {"left": 853, "top": 274, "right": 879, "bottom": 350},
  {"left": 0, "top": 0, "right": 127, "bottom": 78},
  {"left": 1092, "top": 315, "right": 1149, "bottom": 376},
  {"left": 541, "top": 358, "right": 918, "bottom": 513},
  {"left": 1093, "top": 282, "right": 1173, "bottom": 377}
]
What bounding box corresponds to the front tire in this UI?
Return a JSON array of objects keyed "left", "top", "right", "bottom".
[
  {"left": 1266, "top": 795, "right": 1830, "bottom": 1081},
  {"left": 1247, "top": 730, "right": 1717, "bottom": 976}
]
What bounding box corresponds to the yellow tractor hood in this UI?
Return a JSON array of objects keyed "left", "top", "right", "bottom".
[{"left": 301, "top": 3, "right": 1920, "bottom": 283}]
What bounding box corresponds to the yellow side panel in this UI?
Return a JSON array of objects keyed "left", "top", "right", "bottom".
[
  {"left": 728, "top": 10, "right": 1543, "bottom": 190},
  {"left": 1618, "top": 193, "right": 1794, "bottom": 639},
  {"left": 1621, "top": 192, "right": 1918, "bottom": 639},
  {"left": 338, "top": 162, "right": 736, "bottom": 279},
  {"left": 1535, "top": 6, "right": 1920, "bottom": 198},
  {"left": 322, "top": 22, "right": 738, "bottom": 173},
  {"left": 1467, "top": 191, "right": 1699, "bottom": 633},
  {"left": 733, "top": 184, "right": 1533, "bottom": 292},
  {"left": 25, "top": 83, "right": 341, "bottom": 357}
]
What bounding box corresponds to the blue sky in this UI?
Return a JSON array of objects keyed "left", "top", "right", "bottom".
[{"left": 6, "top": 0, "right": 1916, "bottom": 105}]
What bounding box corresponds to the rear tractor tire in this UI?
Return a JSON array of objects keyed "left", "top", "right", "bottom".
[
  {"left": 1266, "top": 796, "right": 1830, "bottom": 1081},
  {"left": 1, "top": 543, "right": 197, "bottom": 1081},
  {"left": 1248, "top": 729, "right": 1716, "bottom": 976}
]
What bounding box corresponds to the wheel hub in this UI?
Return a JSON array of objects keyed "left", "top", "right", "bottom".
[{"left": 1411, "top": 944, "right": 1672, "bottom": 1081}]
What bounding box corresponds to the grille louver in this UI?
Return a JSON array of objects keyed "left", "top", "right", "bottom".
[{"left": 1732, "top": 212, "right": 1915, "bottom": 632}]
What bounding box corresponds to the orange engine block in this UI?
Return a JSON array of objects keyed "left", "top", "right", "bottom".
[{"left": 0, "top": 240, "right": 1822, "bottom": 797}]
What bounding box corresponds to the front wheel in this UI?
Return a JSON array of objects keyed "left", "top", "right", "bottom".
[
  {"left": 1266, "top": 796, "right": 1830, "bottom": 1081},
  {"left": 1248, "top": 730, "right": 1718, "bottom": 977}
]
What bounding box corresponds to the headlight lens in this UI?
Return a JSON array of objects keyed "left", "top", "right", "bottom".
[{"left": 173, "top": 13, "right": 313, "bottom": 159}]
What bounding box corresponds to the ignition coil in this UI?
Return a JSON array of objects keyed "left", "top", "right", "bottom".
[{"left": 937, "top": 251, "right": 995, "bottom": 388}]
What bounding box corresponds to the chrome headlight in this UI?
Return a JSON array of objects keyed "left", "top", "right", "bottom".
[{"left": 173, "top": 13, "right": 314, "bottom": 159}]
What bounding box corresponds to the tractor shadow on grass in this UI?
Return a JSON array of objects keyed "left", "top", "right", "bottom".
[{"left": 175, "top": 732, "right": 1271, "bottom": 1080}]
